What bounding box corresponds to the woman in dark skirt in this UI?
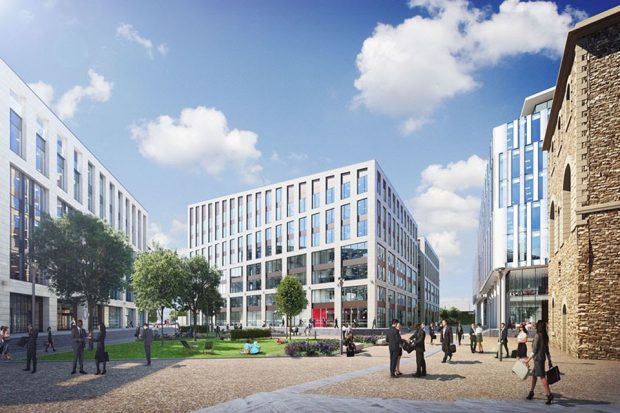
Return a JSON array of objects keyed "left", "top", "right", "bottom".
[
  {"left": 525, "top": 321, "right": 553, "bottom": 404},
  {"left": 92, "top": 322, "right": 107, "bottom": 375},
  {"left": 517, "top": 323, "right": 528, "bottom": 359}
]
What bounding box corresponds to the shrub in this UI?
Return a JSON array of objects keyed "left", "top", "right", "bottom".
[
  {"left": 179, "top": 326, "right": 191, "bottom": 333},
  {"left": 230, "top": 328, "right": 272, "bottom": 340},
  {"left": 285, "top": 340, "right": 338, "bottom": 357},
  {"left": 357, "top": 335, "right": 380, "bottom": 344}
]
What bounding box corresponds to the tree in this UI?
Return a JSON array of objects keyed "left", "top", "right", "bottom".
[
  {"left": 169, "top": 310, "right": 187, "bottom": 323},
  {"left": 31, "top": 212, "right": 134, "bottom": 341},
  {"left": 132, "top": 245, "right": 184, "bottom": 346},
  {"left": 275, "top": 276, "right": 308, "bottom": 339},
  {"left": 177, "top": 255, "right": 222, "bottom": 340}
]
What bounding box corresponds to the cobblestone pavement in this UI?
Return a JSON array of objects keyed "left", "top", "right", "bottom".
[{"left": 2, "top": 337, "right": 618, "bottom": 412}]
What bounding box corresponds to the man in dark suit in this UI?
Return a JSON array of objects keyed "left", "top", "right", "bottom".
[
  {"left": 469, "top": 323, "right": 477, "bottom": 353},
  {"left": 22, "top": 324, "right": 38, "bottom": 374},
  {"left": 440, "top": 319, "right": 453, "bottom": 363},
  {"left": 386, "top": 318, "right": 401, "bottom": 377},
  {"left": 412, "top": 323, "right": 426, "bottom": 377},
  {"left": 71, "top": 319, "right": 88, "bottom": 374},
  {"left": 500, "top": 322, "right": 509, "bottom": 358},
  {"left": 142, "top": 323, "right": 154, "bottom": 366}
]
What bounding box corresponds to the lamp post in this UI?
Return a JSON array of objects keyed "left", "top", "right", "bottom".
[
  {"left": 497, "top": 267, "right": 505, "bottom": 362},
  {"left": 338, "top": 276, "right": 344, "bottom": 355}
]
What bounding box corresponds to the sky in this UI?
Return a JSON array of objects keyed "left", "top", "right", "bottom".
[{"left": 0, "top": 0, "right": 616, "bottom": 310}]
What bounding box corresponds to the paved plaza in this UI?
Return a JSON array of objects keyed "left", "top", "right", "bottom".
[{"left": 2, "top": 337, "right": 618, "bottom": 412}]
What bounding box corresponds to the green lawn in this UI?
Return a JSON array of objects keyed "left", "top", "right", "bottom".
[{"left": 38, "top": 338, "right": 299, "bottom": 361}]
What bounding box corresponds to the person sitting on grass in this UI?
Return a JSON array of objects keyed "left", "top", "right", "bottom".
[
  {"left": 250, "top": 341, "right": 261, "bottom": 354},
  {"left": 242, "top": 339, "right": 252, "bottom": 354}
]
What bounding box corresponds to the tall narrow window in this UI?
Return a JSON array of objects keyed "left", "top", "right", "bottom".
[
  {"left": 87, "top": 163, "right": 95, "bottom": 212},
  {"left": 73, "top": 151, "right": 82, "bottom": 203},
  {"left": 275, "top": 188, "right": 282, "bottom": 220},
  {"left": 255, "top": 193, "right": 262, "bottom": 227},
  {"left": 341, "top": 172, "right": 351, "bottom": 199},
  {"left": 341, "top": 204, "right": 350, "bottom": 241},
  {"left": 506, "top": 122, "right": 514, "bottom": 149},
  {"left": 311, "top": 213, "right": 320, "bottom": 246},
  {"left": 531, "top": 113, "right": 541, "bottom": 142},
  {"left": 287, "top": 221, "right": 295, "bottom": 252},
  {"left": 325, "top": 208, "right": 335, "bottom": 243},
  {"left": 99, "top": 174, "right": 105, "bottom": 220},
  {"left": 357, "top": 169, "right": 368, "bottom": 194},
  {"left": 109, "top": 183, "right": 115, "bottom": 227},
  {"left": 325, "top": 176, "right": 335, "bottom": 204},
  {"left": 265, "top": 228, "right": 273, "bottom": 256},
  {"left": 255, "top": 231, "right": 262, "bottom": 259},
  {"left": 265, "top": 190, "right": 272, "bottom": 224},
  {"left": 36, "top": 134, "right": 47, "bottom": 176},
  {"left": 299, "top": 217, "right": 307, "bottom": 249},
  {"left": 275, "top": 224, "right": 282, "bottom": 254},
  {"left": 287, "top": 185, "right": 294, "bottom": 216},
  {"left": 57, "top": 138, "right": 66, "bottom": 191},
  {"left": 357, "top": 198, "right": 368, "bottom": 237},
  {"left": 10, "top": 109, "right": 24, "bottom": 158},
  {"left": 298, "top": 182, "right": 307, "bottom": 213},
  {"left": 312, "top": 179, "right": 320, "bottom": 209}
]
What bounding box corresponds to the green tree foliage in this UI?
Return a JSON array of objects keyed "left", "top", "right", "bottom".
[
  {"left": 275, "top": 276, "right": 308, "bottom": 339},
  {"left": 31, "top": 212, "right": 134, "bottom": 335},
  {"left": 132, "top": 245, "right": 184, "bottom": 345},
  {"left": 177, "top": 255, "right": 222, "bottom": 340}
]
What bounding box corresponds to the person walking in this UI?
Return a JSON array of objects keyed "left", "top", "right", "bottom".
[
  {"left": 475, "top": 323, "right": 484, "bottom": 353},
  {"left": 469, "top": 323, "right": 477, "bottom": 353},
  {"left": 71, "top": 320, "right": 88, "bottom": 374},
  {"left": 395, "top": 322, "right": 403, "bottom": 376},
  {"left": 44, "top": 326, "right": 56, "bottom": 352},
  {"left": 92, "top": 322, "right": 107, "bottom": 375},
  {"left": 215, "top": 325, "right": 221, "bottom": 338},
  {"left": 386, "top": 319, "right": 401, "bottom": 377},
  {"left": 456, "top": 323, "right": 463, "bottom": 346},
  {"left": 525, "top": 321, "right": 554, "bottom": 404},
  {"left": 517, "top": 323, "right": 528, "bottom": 360},
  {"left": 412, "top": 323, "right": 426, "bottom": 377},
  {"left": 22, "top": 324, "right": 38, "bottom": 374},
  {"left": 334, "top": 318, "right": 339, "bottom": 329},
  {"left": 429, "top": 322, "right": 436, "bottom": 345},
  {"left": 499, "top": 322, "right": 509, "bottom": 358},
  {"left": 141, "top": 323, "right": 153, "bottom": 366},
  {"left": 440, "top": 319, "right": 453, "bottom": 363},
  {"left": 1, "top": 325, "right": 11, "bottom": 360}
]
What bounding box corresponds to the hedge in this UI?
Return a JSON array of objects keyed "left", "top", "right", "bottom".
[
  {"left": 230, "top": 328, "right": 272, "bottom": 340},
  {"left": 179, "top": 325, "right": 209, "bottom": 333}
]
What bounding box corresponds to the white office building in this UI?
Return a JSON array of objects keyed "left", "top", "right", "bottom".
[
  {"left": 473, "top": 88, "right": 552, "bottom": 328},
  {"left": 418, "top": 237, "right": 440, "bottom": 323},
  {"left": 0, "top": 59, "right": 148, "bottom": 333},
  {"left": 188, "top": 160, "right": 438, "bottom": 329}
]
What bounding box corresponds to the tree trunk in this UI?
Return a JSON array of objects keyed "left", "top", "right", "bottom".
[
  {"left": 192, "top": 309, "right": 198, "bottom": 341},
  {"left": 160, "top": 306, "right": 165, "bottom": 347},
  {"left": 87, "top": 301, "right": 95, "bottom": 350}
]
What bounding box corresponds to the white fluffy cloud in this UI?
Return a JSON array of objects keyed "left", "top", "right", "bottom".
[
  {"left": 413, "top": 187, "right": 480, "bottom": 232},
  {"left": 419, "top": 155, "right": 487, "bottom": 192},
  {"left": 148, "top": 219, "right": 186, "bottom": 250},
  {"left": 117, "top": 23, "right": 168, "bottom": 59},
  {"left": 427, "top": 231, "right": 462, "bottom": 258},
  {"left": 354, "top": 0, "right": 585, "bottom": 132},
  {"left": 131, "top": 106, "right": 263, "bottom": 184},
  {"left": 28, "top": 69, "right": 113, "bottom": 120}
]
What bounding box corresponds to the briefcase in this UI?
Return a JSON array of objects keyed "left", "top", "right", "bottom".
[
  {"left": 402, "top": 341, "right": 415, "bottom": 354},
  {"left": 450, "top": 344, "right": 457, "bottom": 353},
  {"left": 546, "top": 365, "right": 561, "bottom": 385},
  {"left": 512, "top": 360, "right": 529, "bottom": 380}
]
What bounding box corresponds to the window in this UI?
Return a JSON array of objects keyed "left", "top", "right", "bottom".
[
  {"left": 237, "top": 197, "right": 244, "bottom": 233},
  {"left": 357, "top": 169, "right": 368, "bottom": 194},
  {"left": 87, "top": 163, "right": 95, "bottom": 212},
  {"left": 246, "top": 194, "right": 253, "bottom": 230},
  {"left": 312, "top": 289, "right": 334, "bottom": 303},
  {"left": 357, "top": 198, "right": 368, "bottom": 237},
  {"left": 312, "top": 179, "right": 320, "bottom": 209},
  {"left": 299, "top": 217, "right": 307, "bottom": 249},
  {"left": 36, "top": 134, "right": 47, "bottom": 175},
  {"left": 506, "top": 122, "right": 514, "bottom": 149},
  {"left": 99, "top": 174, "right": 105, "bottom": 220},
  {"left": 342, "top": 285, "right": 367, "bottom": 301},
  {"left": 341, "top": 242, "right": 368, "bottom": 281},
  {"left": 299, "top": 182, "right": 307, "bottom": 213},
  {"left": 325, "top": 208, "right": 335, "bottom": 243},
  {"left": 287, "top": 221, "right": 295, "bottom": 252},
  {"left": 341, "top": 172, "right": 351, "bottom": 199},
  {"left": 312, "top": 249, "right": 335, "bottom": 284},
  {"left": 377, "top": 244, "right": 386, "bottom": 282},
  {"left": 10, "top": 109, "right": 24, "bottom": 158},
  {"left": 57, "top": 138, "right": 66, "bottom": 191},
  {"left": 109, "top": 184, "right": 115, "bottom": 226},
  {"left": 230, "top": 267, "right": 243, "bottom": 293},
  {"left": 255, "top": 193, "right": 262, "bottom": 227},
  {"left": 247, "top": 263, "right": 261, "bottom": 291},
  {"left": 511, "top": 178, "right": 520, "bottom": 205},
  {"left": 311, "top": 213, "right": 320, "bottom": 247},
  {"left": 287, "top": 254, "right": 307, "bottom": 285},
  {"left": 376, "top": 201, "right": 382, "bottom": 238},
  {"left": 266, "top": 259, "right": 283, "bottom": 289},
  {"left": 246, "top": 233, "right": 253, "bottom": 261},
  {"left": 265, "top": 190, "right": 272, "bottom": 224},
  {"left": 325, "top": 176, "right": 335, "bottom": 204},
  {"left": 519, "top": 204, "right": 527, "bottom": 262},
  {"left": 287, "top": 185, "right": 294, "bottom": 216},
  {"left": 73, "top": 151, "right": 82, "bottom": 203},
  {"left": 275, "top": 187, "right": 282, "bottom": 220},
  {"left": 341, "top": 204, "right": 350, "bottom": 241},
  {"left": 499, "top": 153, "right": 506, "bottom": 208},
  {"left": 265, "top": 228, "right": 272, "bottom": 257},
  {"left": 519, "top": 117, "right": 526, "bottom": 146},
  {"left": 275, "top": 224, "right": 282, "bottom": 254},
  {"left": 255, "top": 231, "right": 262, "bottom": 259},
  {"left": 531, "top": 113, "right": 541, "bottom": 142}
]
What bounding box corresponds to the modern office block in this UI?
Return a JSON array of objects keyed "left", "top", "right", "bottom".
[
  {"left": 188, "top": 160, "right": 438, "bottom": 329},
  {"left": 417, "top": 237, "right": 440, "bottom": 323},
  {"left": 0, "top": 58, "right": 148, "bottom": 333},
  {"left": 473, "top": 88, "right": 552, "bottom": 329}
]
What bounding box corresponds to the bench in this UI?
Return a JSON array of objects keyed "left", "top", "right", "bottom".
[
  {"left": 204, "top": 341, "right": 214, "bottom": 354},
  {"left": 180, "top": 340, "right": 198, "bottom": 352}
]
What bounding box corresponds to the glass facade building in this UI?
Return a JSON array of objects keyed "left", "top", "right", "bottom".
[
  {"left": 188, "top": 161, "right": 437, "bottom": 329},
  {"left": 473, "top": 88, "right": 552, "bottom": 328}
]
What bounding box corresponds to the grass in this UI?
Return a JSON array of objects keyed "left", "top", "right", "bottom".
[{"left": 38, "top": 337, "right": 316, "bottom": 361}]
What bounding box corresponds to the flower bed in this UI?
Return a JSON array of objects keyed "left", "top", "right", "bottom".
[{"left": 285, "top": 340, "right": 339, "bottom": 357}]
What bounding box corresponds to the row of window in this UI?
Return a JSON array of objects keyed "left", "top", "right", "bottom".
[
  {"left": 375, "top": 170, "right": 418, "bottom": 238},
  {"left": 506, "top": 202, "right": 544, "bottom": 265}
]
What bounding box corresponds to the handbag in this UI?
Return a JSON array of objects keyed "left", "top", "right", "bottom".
[
  {"left": 512, "top": 360, "right": 529, "bottom": 380},
  {"left": 402, "top": 341, "right": 415, "bottom": 354},
  {"left": 104, "top": 351, "right": 110, "bottom": 362},
  {"left": 449, "top": 344, "right": 457, "bottom": 353},
  {"left": 546, "top": 365, "right": 561, "bottom": 385}
]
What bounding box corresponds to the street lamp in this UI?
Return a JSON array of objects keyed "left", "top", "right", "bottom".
[
  {"left": 497, "top": 267, "right": 505, "bottom": 362},
  {"left": 338, "top": 276, "right": 344, "bottom": 355}
]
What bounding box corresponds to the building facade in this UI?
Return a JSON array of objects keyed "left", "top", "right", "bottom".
[
  {"left": 188, "top": 161, "right": 436, "bottom": 329},
  {"left": 0, "top": 59, "right": 148, "bottom": 333},
  {"left": 473, "top": 89, "right": 552, "bottom": 329},
  {"left": 543, "top": 7, "right": 620, "bottom": 359},
  {"left": 417, "top": 237, "right": 440, "bottom": 324}
]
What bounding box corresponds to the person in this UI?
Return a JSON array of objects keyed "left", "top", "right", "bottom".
[
  {"left": 71, "top": 320, "right": 88, "bottom": 374},
  {"left": 429, "top": 322, "right": 437, "bottom": 345},
  {"left": 250, "top": 341, "right": 261, "bottom": 354},
  {"left": 372, "top": 318, "right": 376, "bottom": 329},
  {"left": 525, "top": 321, "right": 554, "bottom": 404},
  {"left": 475, "top": 323, "right": 484, "bottom": 353},
  {"left": 386, "top": 319, "right": 401, "bottom": 377},
  {"left": 412, "top": 323, "right": 426, "bottom": 377},
  {"left": 92, "top": 322, "right": 107, "bottom": 375},
  {"left": 344, "top": 332, "right": 355, "bottom": 357},
  {"left": 1, "top": 325, "right": 12, "bottom": 360},
  {"left": 242, "top": 339, "right": 252, "bottom": 354},
  {"left": 44, "top": 326, "right": 56, "bottom": 352},
  {"left": 499, "top": 322, "right": 509, "bottom": 358},
  {"left": 395, "top": 322, "right": 403, "bottom": 375},
  {"left": 334, "top": 318, "right": 339, "bottom": 329},
  {"left": 469, "top": 323, "right": 477, "bottom": 353},
  {"left": 345, "top": 323, "right": 352, "bottom": 337},
  {"left": 215, "top": 325, "right": 221, "bottom": 338},
  {"left": 456, "top": 323, "right": 463, "bottom": 345},
  {"left": 142, "top": 323, "right": 154, "bottom": 366},
  {"left": 517, "top": 323, "right": 528, "bottom": 360},
  {"left": 23, "top": 324, "right": 38, "bottom": 374},
  {"left": 440, "top": 319, "right": 453, "bottom": 363}
]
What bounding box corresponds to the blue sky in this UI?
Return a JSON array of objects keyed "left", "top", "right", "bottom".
[{"left": 0, "top": 0, "right": 615, "bottom": 309}]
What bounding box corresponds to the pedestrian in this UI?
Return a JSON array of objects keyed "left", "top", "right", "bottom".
[
  {"left": 469, "top": 323, "right": 477, "bottom": 353},
  {"left": 412, "top": 323, "right": 426, "bottom": 377},
  {"left": 395, "top": 322, "right": 403, "bottom": 376},
  {"left": 475, "top": 323, "right": 484, "bottom": 353},
  {"left": 386, "top": 319, "right": 401, "bottom": 377},
  {"left": 457, "top": 323, "right": 463, "bottom": 345},
  {"left": 22, "top": 324, "right": 38, "bottom": 374},
  {"left": 429, "top": 322, "right": 436, "bottom": 345},
  {"left": 141, "top": 323, "right": 153, "bottom": 366},
  {"left": 215, "top": 325, "right": 221, "bottom": 338},
  {"left": 44, "top": 326, "right": 56, "bottom": 352},
  {"left": 334, "top": 318, "right": 339, "bottom": 329},
  {"left": 91, "top": 322, "right": 107, "bottom": 375},
  {"left": 525, "top": 321, "right": 554, "bottom": 404},
  {"left": 440, "top": 319, "right": 453, "bottom": 363},
  {"left": 1, "top": 325, "right": 12, "bottom": 360},
  {"left": 71, "top": 319, "right": 88, "bottom": 374},
  {"left": 517, "top": 323, "right": 528, "bottom": 360},
  {"left": 499, "top": 322, "right": 509, "bottom": 358}
]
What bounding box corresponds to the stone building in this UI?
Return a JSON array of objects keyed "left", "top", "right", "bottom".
[{"left": 543, "top": 6, "right": 620, "bottom": 359}]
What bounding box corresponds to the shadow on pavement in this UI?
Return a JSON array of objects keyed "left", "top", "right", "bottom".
[
  {"left": 448, "top": 360, "right": 482, "bottom": 365},
  {"left": 419, "top": 374, "right": 466, "bottom": 381},
  {"left": 552, "top": 396, "right": 612, "bottom": 407}
]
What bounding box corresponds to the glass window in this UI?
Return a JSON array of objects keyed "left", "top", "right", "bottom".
[
  {"left": 532, "top": 202, "right": 540, "bottom": 232},
  {"left": 341, "top": 204, "right": 350, "bottom": 241},
  {"left": 531, "top": 113, "right": 541, "bottom": 142},
  {"left": 275, "top": 224, "right": 282, "bottom": 254},
  {"left": 312, "top": 289, "right": 334, "bottom": 303},
  {"left": 246, "top": 194, "right": 253, "bottom": 230},
  {"left": 287, "top": 185, "right": 294, "bottom": 217},
  {"left": 511, "top": 178, "right": 520, "bottom": 205},
  {"left": 99, "top": 174, "right": 105, "bottom": 220},
  {"left": 255, "top": 193, "right": 262, "bottom": 227},
  {"left": 357, "top": 198, "right": 368, "bottom": 237},
  {"left": 342, "top": 285, "right": 367, "bottom": 301},
  {"left": 73, "top": 152, "right": 81, "bottom": 203},
  {"left": 524, "top": 145, "right": 533, "bottom": 175},
  {"left": 325, "top": 208, "right": 334, "bottom": 244},
  {"left": 265, "top": 190, "right": 272, "bottom": 224},
  {"left": 376, "top": 244, "right": 386, "bottom": 282},
  {"left": 255, "top": 231, "right": 262, "bottom": 259},
  {"left": 275, "top": 187, "right": 282, "bottom": 220},
  {"left": 519, "top": 117, "right": 526, "bottom": 146},
  {"left": 10, "top": 109, "right": 24, "bottom": 157},
  {"left": 36, "top": 135, "right": 47, "bottom": 175},
  {"left": 312, "top": 179, "right": 320, "bottom": 209},
  {"left": 299, "top": 217, "right": 307, "bottom": 249},
  {"left": 325, "top": 176, "right": 335, "bottom": 204},
  {"left": 312, "top": 248, "right": 335, "bottom": 284},
  {"left": 265, "top": 228, "right": 272, "bottom": 257},
  {"left": 357, "top": 169, "right": 368, "bottom": 194},
  {"left": 341, "top": 172, "right": 351, "bottom": 199},
  {"left": 246, "top": 233, "right": 253, "bottom": 261},
  {"left": 57, "top": 139, "right": 66, "bottom": 191},
  {"left": 230, "top": 267, "right": 243, "bottom": 293},
  {"left": 512, "top": 150, "right": 520, "bottom": 179},
  {"left": 246, "top": 263, "right": 261, "bottom": 291},
  {"left": 287, "top": 254, "right": 307, "bottom": 285},
  {"left": 506, "top": 122, "right": 514, "bottom": 149},
  {"left": 287, "top": 221, "right": 295, "bottom": 252},
  {"left": 299, "top": 182, "right": 307, "bottom": 213},
  {"left": 87, "top": 163, "right": 95, "bottom": 212},
  {"left": 311, "top": 213, "right": 320, "bottom": 247}
]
